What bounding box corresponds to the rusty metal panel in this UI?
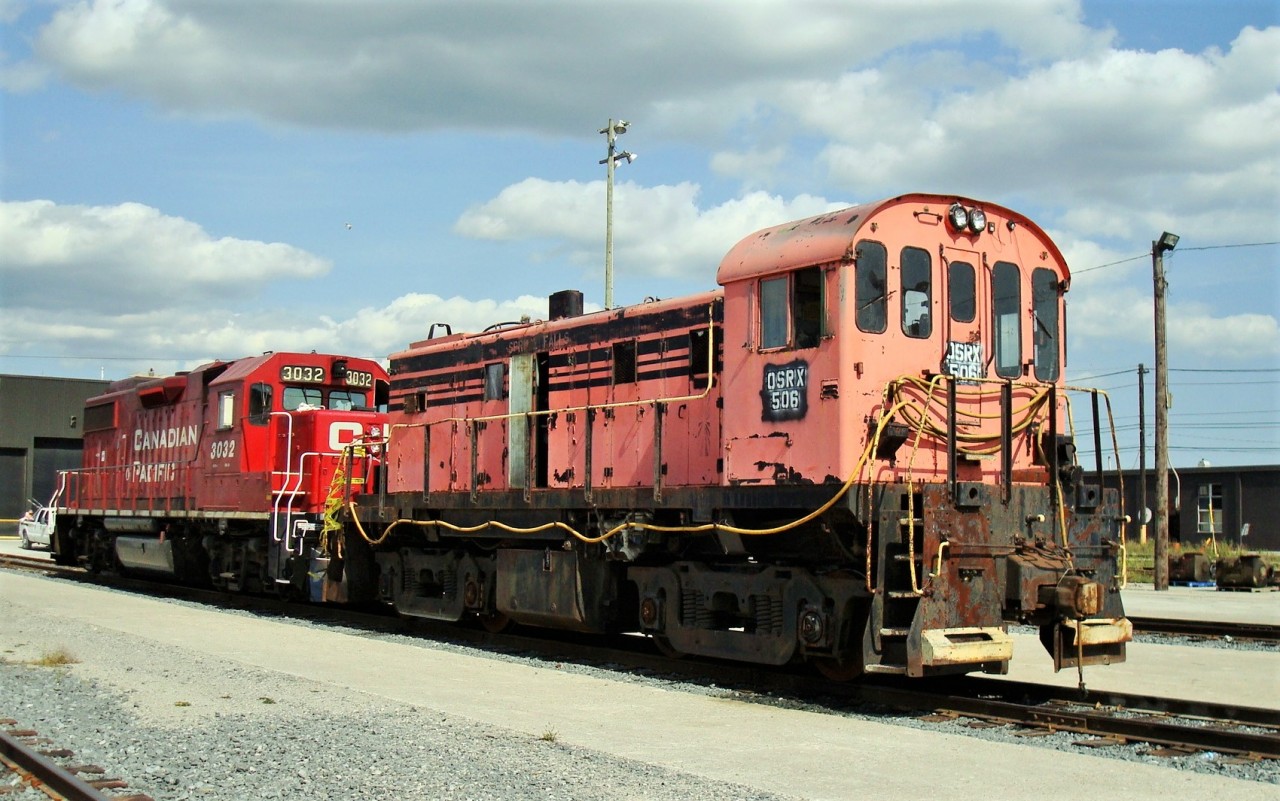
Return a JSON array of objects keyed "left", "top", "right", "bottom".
[{"left": 496, "top": 549, "right": 615, "bottom": 633}]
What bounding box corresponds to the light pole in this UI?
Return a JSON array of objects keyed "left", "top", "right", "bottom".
[
  {"left": 1152, "top": 230, "right": 1178, "bottom": 591},
  {"left": 599, "top": 119, "right": 636, "bottom": 310}
]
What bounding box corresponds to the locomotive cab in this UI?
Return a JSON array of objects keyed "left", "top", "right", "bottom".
[{"left": 711, "top": 195, "right": 1131, "bottom": 676}]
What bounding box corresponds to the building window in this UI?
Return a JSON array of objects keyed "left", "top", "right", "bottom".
[
  {"left": 1197, "top": 483, "right": 1223, "bottom": 535},
  {"left": 484, "top": 362, "right": 506, "bottom": 401},
  {"left": 1032, "top": 268, "right": 1061, "bottom": 381},
  {"left": 992, "top": 261, "right": 1021, "bottom": 378},
  {"left": 217, "top": 391, "right": 236, "bottom": 429},
  {"left": 948, "top": 261, "right": 975, "bottom": 323},
  {"left": 855, "top": 240, "right": 887, "bottom": 333},
  {"left": 901, "top": 246, "right": 932, "bottom": 339}
]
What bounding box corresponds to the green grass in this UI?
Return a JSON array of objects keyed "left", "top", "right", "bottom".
[{"left": 1120, "top": 539, "right": 1279, "bottom": 583}]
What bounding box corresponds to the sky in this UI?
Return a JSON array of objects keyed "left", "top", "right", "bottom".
[{"left": 1, "top": 0, "right": 1277, "bottom": 470}]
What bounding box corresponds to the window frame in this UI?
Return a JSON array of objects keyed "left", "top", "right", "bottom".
[
  {"left": 900, "top": 246, "right": 932, "bottom": 339},
  {"left": 992, "top": 260, "right": 1022, "bottom": 379},
  {"left": 855, "top": 240, "right": 888, "bottom": 334},
  {"left": 948, "top": 260, "right": 976, "bottom": 323},
  {"left": 1032, "top": 267, "right": 1061, "bottom": 381},
  {"left": 248, "top": 382, "right": 273, "bottom": 426},
  {"left": 217, "top": 391, "right": 236, "bottom": 430}
]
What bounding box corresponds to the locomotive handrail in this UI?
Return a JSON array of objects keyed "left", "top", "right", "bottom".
[
  {"left": 56, "top": 462, "right": 193, "bottom": 517},
  {"left": 345, "top": 391, "right": 913, "bottom": 556}
]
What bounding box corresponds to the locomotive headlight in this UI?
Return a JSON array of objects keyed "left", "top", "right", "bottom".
[
  {"left": 968, "top": 207, "right": 987, "bottom": 233},
  {"left": 947, "top": 203, "right": 968, "bottom": 231}
]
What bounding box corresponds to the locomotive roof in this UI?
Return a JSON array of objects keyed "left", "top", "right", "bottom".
[
  {"left": 393, "top": 291, "right": 722, "bottom": 357},
  {"left": 715, "top": 193, "right": 1068, "bottom": 285}
]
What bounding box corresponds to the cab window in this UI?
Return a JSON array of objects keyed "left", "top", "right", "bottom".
[
  {"left": 948, "top": 261, "right": 976, "bottom": 323},
  {"left": 217, "top": 391, "right": 236, "bottom": 429},
  {"left": 248, "top": 382, "right": 272, "bottom": 425},
  {"left": 760, "top": 277, "right": 788, "bottom": 349},
  {"left": 993, "top": 261, "right": 1021, "bottom": 378},
  {"left": 901, "top": 246, "right": 932, "bottom": 339},
  {"left": 283, "top": 386, "right": 323, "bottom": 410},
  {"left": 855, "top": 240, "right": 887, "bottom": 333},
  {"left": 759, "top": 266, "right": 824, "bottom": 350},
  {"left": 1032, "top": 268, "right": 1060, "bottom": 381},
  {"left": 329, "top": 390, "right": 368, "bottom": 411}
]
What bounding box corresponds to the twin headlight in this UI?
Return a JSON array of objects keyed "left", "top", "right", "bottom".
[{"left": 947, "top": 202, "right": 987, "bottom": 235}]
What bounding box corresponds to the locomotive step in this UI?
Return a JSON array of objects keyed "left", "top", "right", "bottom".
[
  {"left": 863, "top": 664, "right": 908, "bottom": 675},
  {"left": 879, "top": 627, "right": 911, "bottom": 638}
]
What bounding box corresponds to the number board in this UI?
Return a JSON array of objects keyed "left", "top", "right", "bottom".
[
  {"left": 280, "top": 365, "right": 326, "bottom": 383},
  {"left": 280, "top": 365, "right": 375, "bottom": 388}
]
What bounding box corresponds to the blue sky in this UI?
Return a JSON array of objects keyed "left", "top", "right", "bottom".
[{"left": 1, "top": 0, "right": 1277, "bottom": 468}]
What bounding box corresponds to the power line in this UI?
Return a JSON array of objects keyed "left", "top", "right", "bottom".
[{"left": 1074, "top": 240, "right": 1278, "bottom": 275}]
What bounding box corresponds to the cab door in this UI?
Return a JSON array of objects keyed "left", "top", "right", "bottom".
[{"left": 940, "top": 246, "right": 986, "bottom": 382}]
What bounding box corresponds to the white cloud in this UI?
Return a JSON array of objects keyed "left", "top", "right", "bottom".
[
  {"left": 455, "top": 179, "right": 845, "bottom": 279},
  {"left": 0, "top": 196, "right": 555, "bottom": 367},
  {"left": 26, "top": 1, "right": 1108, "bottom": 133},
  {"left": 0, "top": 200, "right": 331, "bottom": 312}
]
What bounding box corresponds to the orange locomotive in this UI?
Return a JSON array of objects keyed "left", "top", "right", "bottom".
[
  {"left": 352, "top": 194, "right": 1132, "bottom": 678},
  {"left": 356, "top": 193, "right": 1132, "bottom": 678},
  {"left": 50, "top": 352, "right": 389, "bottom": 600}
]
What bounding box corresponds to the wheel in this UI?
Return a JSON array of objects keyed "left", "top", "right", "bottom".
[
  {"left": 814, "top": 657, "right": 863, "bottom": 682},
  {"left": 18, "top": 529, "right": 31, "bottom": 550},
  {"left": 478, "top": 611, "right": 512, "bottom": 633}
]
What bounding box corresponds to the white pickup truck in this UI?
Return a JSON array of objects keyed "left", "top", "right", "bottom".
[{"left": 17, "top": 502, "right": 55, "bottom": 550}]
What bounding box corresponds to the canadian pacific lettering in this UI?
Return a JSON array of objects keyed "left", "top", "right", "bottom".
[
  {"left": 131, "top": 461, "right": 178, "bottom": 483},
  {"left": 132, "top": 424, "right": 200, "bottom": 452}
]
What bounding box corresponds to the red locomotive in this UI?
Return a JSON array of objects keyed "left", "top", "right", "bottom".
[
  {"left": 345, "top": 193, "right": 1133, "bottom": 679},
  {"left": 49, "top": 351, "right": 389, "bottom": 599}
]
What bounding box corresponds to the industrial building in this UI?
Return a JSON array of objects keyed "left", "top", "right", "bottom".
[
  {"left": 1110, "top": 465, "right": 1279, "bottom": 552},
  {"left": 0, "top": 374, "right": 110, "bottom": 530}
]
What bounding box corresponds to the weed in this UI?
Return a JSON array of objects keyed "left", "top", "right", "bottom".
[
  {"left": 539, "top": 728, "right": 558, "bottom": 743},
  {"left": 30, "top": 648, "right": 78, "bottom": 667}
]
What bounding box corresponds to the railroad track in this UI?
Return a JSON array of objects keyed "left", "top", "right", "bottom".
[
  {"left": 1130, "top": 616, "right": 1280, "bottom": 643},
  {"left": 0, "top": 725, "right": 152, "bottom": 800},
  {"left": 4, "top": 556, "right": 1277, "bottom": 762}
]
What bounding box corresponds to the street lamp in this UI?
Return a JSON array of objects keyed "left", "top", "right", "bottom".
[
  {"left": 599, "top": 119, "right": 637, "bottom": 310},
  {"left": 1152, "top": 230, "right": 1178, "bottom": 591}
]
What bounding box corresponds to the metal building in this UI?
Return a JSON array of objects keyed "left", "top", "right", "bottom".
[
  {"left": 0, "top": 374, "right": 110, "bottom": 531},
  {"left": 1111, "top": 465, "right": 1280, "bottom": 552}
]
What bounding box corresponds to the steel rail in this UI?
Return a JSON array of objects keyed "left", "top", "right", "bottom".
[
  {"left": 1130, "top": 616, "right": 1280, "bottom": 643},
  {"left": 0, "top": 729, "right": 121, "bottom": 801},
  {"left": 6, "top": 556, "right": 1276, "bottom": 759}
]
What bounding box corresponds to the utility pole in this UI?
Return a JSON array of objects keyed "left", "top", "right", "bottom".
[
  {"left": 599, "top": 119, "right": 636, "bottom": 310},
  {"left": 1152, "top": 232, "right": 1179, "bottom": 591},
  {"left": 1138, "top": 363, "right": 1147, "bottom": 544}
]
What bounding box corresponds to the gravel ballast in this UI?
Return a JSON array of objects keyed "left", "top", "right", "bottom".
[
  {"left": 2, "top": 572, "right": 1276, "bottom": 799},
  {"left": 2, "top": 613, "right": 799, "bottom": 801}
]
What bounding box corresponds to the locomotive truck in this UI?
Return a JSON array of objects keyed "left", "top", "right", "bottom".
[{"left": 343, "top": 193, "right": 1133, "bottom": 679}]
